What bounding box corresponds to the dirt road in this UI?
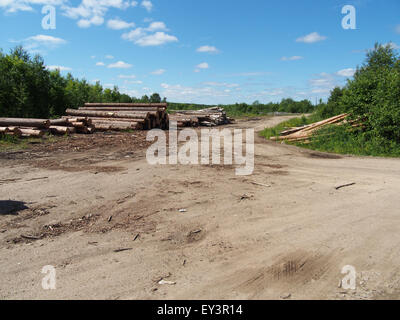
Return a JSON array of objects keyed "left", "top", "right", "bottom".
[{"left": 1, "top": 116, "right": 400, "bottom": 300}]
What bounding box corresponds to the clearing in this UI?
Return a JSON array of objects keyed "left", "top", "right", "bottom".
[{"left": 1, "top": 116, "right": 400, "bottom": 300}]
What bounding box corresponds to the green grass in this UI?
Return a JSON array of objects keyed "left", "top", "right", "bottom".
[
  {"left": 261, "top": 114, "right": 400, "bottom": 158},
  {"left": 300, "top": 125, "right": 400, "bottom": 157},
  {"left": 0, "top": 133, "right": 63, "bottom": 152},
  {"left": 260, "top": 114, "right": 321, "bottom": 139}
]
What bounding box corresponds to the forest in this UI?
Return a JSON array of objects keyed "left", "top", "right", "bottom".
[{"left": 0, "top": 46, "right": 316, "bottom": 119}]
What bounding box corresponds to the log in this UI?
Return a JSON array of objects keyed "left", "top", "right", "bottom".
[
  {"left": 70, "top": 121, "right": 85, "bottom": 128},
  {"left": 19, "top": 128, "right": 45, "bottom": 137},
  {"left": 91, "top": 120, "right": 139, "bottom": 127},
  {"left": 84, "top": 103, "right": 167, "bottom": 109},
  {"left": 0, "top": 118, "right": 50, "bottom": 128},
  {"left": 65, "top": 109, "right": 150, "bottom": 119},
  {"left": 86, "top": 117, "right": 146, "bottom": 124},
  {"left": 80, "top": 107, "right": 163, "bottom": 112},
  {"left": 274, "top": 114, "right": 348, "bottom": 141},
  {"left": 49, "top": 118, "right": 68, "bottom": 126},
  {"left": 49, "top": 126, "right": 75, "bottom": 135},
  {"left": 0, "top": 127, "right": 9, "bottom": 134},
  {"left": 92, "top": 123, "right": 140, "bottom": 131}
]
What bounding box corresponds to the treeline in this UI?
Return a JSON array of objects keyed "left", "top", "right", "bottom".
[
  {"left": 315, "top": 43, "right": 400, "bottom": 144},
  {"left": 0, "top": 46, "right": 165, "bottom": 119},
  {"left": 169, "top": 99, "right": 316, "bottom": 116}
]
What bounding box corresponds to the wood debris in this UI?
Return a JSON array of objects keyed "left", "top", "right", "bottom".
[
  {"left": 169, "top": 107, "right": 233, "bottom": 127},
  {"left": 271, "top": 114, "right": 349, "bottom": 142}
]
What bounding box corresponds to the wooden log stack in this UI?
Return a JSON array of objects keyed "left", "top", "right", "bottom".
[
  {"left": 66, "top": 103, "right": 169, "bottom": 131},
  {"left": 270, "top": 113, "right": 349, "bottom": 143},
  {"left": 0, "top": 118, "right": 50, "bottom": 138},
  {"left": 169, "top": 107, "right": 232, "bottom": 127}
]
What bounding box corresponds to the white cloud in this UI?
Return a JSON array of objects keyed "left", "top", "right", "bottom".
[
  {"left": 296, "top": 32, "right": 327, "bottom": 43},
  {"left": 141, "top": 0, "right": 152, "bottom": 12},
  {"left": 131, "top": 1, "right": 138, "bottom": 7},
  {"left": 135, "top": 31, "right": 178, "bottom": 46},
  {"left": 96, "top": 62, "right": 105, "bottom": 66},
  {"left": 203, "top": 82, "right": 239, "bottom": 88},
  {"left": 77, "top": 15, "right": 104, "bottom": 28},
  {"left": 121, "top": 28, "right": 146, "bottom": 41},
  {"left": 0, "top": 0, "right": 65, "bottom": 13},
  {"left": 160, "top": 83, "right": 232, "bottom": 102},
  {"left": 281, "top": 56, "right": 304, "bottom": 61},
  {"left": 151, "top": 69, "right": 166, "bottom": 75},
  {"left": 122, "top": 27, "right": 178, "bottom": 47},
  {"left": 47, "top": 65, "right": 72, "bottom": 71},
  {"left": 105, "top": 55, "right": 114, "bottom": 59},
  {"left": 336, "top": 68, "right": 355, "bottom": 77},
  {"left": 108, "top": 61, "right": 132, "bottom": 68},
  {"left": 147, "top": 21, "right": 168, "bottom": 31},
  {"left": 196, "top": 45, "right": 220, "bottom": 54},
  {"left": 16, "top": 34, "right": 67, "bottom": 53},
  {"left": 118, "top": 74, "right": 136, "bottom": 79},
  {"left": 396, "top": 25, "right": 400, "bottom": 34},
  {"left": 26, "top": 34, "right": 66, "bottom": 45},
  {"left": 196, "top": 62, "right": 209, "bottom": 69},
  {"left": 107, "top": 18, "right": 135, "bottom": 30},
  {"left": 61, "top": 0, "right": 131, "bottom": 28},
  {"left": 124, "top": 80, "right": 143, "bottom": 84},
  {"left": 90, "top": 55, "right": 96, "bottom": 59}
]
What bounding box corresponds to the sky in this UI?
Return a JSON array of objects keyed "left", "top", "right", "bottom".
[{"left": 0, "top": 0, "right": 399, "bottom": 104}]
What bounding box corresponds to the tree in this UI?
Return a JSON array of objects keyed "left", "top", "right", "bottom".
[
  {"left": 341, "top": 43, "right": 400, "bottom": 141},
  {"left": 150, "top": 93, "right": 161, "bottom": 103}
]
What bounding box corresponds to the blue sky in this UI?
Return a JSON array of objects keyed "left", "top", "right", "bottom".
[{"left": 1, "top": 0, "right": 399, "bottom": 104}]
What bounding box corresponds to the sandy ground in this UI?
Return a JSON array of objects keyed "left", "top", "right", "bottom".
[{"left": 1, "top": 115, "right": 400, "bottom": 300}]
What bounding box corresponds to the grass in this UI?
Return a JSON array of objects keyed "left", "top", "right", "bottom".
[
  {"left": 261, "top": 114, "right": 400, "bottom": 158},
  {"left": 259, "top": 114, "right": 321, "bottom": 140},
  {"left": 0, "top": 133, "right": 63, "bottom": 152}
]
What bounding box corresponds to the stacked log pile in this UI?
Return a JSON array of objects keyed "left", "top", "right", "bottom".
[
  {"left": 169, "top": 107, "right": 232, "bottom": 127},
  {"left": 270, "top": 113, "right": 349, "bottom": 142},
  {"left": 0, "top": 118, "right": 50, "bottom": 137},
  {"left": 67, "top": 103, "right": 169, "bottom": 131}
]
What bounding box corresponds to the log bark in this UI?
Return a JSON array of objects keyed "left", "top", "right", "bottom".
[
  {"left": 0, "top": 118, "right": 50, "bottom": 128},
  {"left": 80, "top": 107, "right": 163, "bottom": 112},
  {"left": 66, "top": 109, "right": 150, "bottom": 119},
  {"left": 49, "top": 118, "right": 68, "bottom": 126},
  {"left": 49, "top": 126, "right": 75, "bottom": 135},
  {"left": 19, "top": 128, "right": 45, "bottom": 137},
  {"left": 0, "top": 127, "right": 9, "bottom": 133},
  {"left": 84, "top": 103, "right": 167, "bottom": 108},
  {"left": 93, "top": 123, "right": 139, "bottom": 131},
  {"left": 86, "top": 117, "right": 146, "bottom": 124}
]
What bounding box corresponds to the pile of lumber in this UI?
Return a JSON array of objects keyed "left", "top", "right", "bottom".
[
  {"left": 0, "top": 117, "right": 94, "bottom": 138},
  {"left": 271, "top": 113, "right": 349, "bottom": 142},
  {"left": 169, "top": 107, "right": 232, "bottom": 127},
  {"left": 66, "top": 103, "right": 169, "bottom": 131},
  {"left": 49, "top": 117, "right": 94, "bottom": 134},
  {"left": 0, "top": 118, "right": 51, "bottom": 138}
]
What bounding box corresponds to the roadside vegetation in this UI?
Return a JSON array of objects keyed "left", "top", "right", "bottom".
[{"left": 262, "top": 43, "right": 400, "bottom": 158}]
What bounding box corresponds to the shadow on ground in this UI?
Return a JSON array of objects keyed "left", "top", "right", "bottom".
[{"left": 0, "top": 200, "right": 28, "bottom": 215}]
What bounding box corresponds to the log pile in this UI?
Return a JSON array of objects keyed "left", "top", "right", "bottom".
[
  {"left": 271, "top": 113, "right": 349, "bottom": 142},
  {"left": 68, "top": 103, "right": 169, "bottom": 131},
  {"left": 0, "top": 118, "right": 50, "bottom": 138},
  {"left": 169, "top": 107, "right": 232, "bottom": 127}
]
